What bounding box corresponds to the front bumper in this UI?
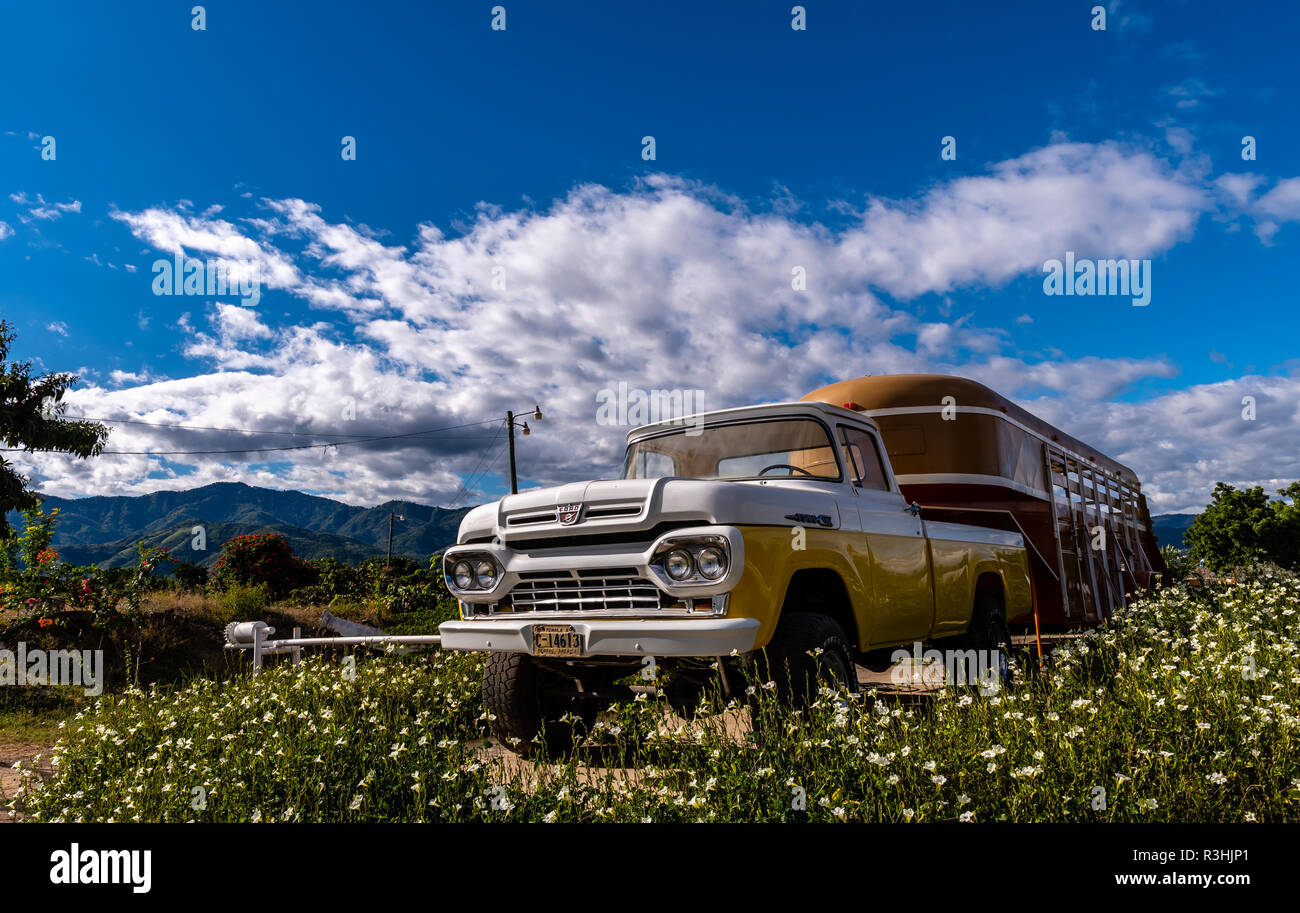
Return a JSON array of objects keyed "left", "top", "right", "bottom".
[{"left": 438, "top": 616, "right": 760, "bottom": 657}]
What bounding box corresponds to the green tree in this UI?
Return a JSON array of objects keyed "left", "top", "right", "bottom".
[
  {"left": 1183, "top": 482, "right": 1300, "bottom": 572},
  {"left": 211, "top": 533, "right": 316, "bottom": 599},
  {"left": 172, "top": 561, "right": 209, "bottom": 593},
  {"left": 0, "top": 321, "right": 108, "bottom": 536}
]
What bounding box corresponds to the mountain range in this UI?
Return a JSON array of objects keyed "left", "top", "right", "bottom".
[
  {"left": 7, "top": 482, "right": 1198, "bottom": 571},
  {"left": 6, "top": 482, "right": 471, "bottom": 570}
]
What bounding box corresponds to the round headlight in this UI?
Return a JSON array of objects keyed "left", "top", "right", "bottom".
[
  {"left": 475, "top": 560, "right": 498, "bottom": 589},
  {"left": 664, "top": 549, "right": 694, "bottom": 581},
  {"left": 452, "top": 561, "right": 474, "bottom": 589},
  {"left": 696, "top": 546, "right": 727, "bottom": 580}
]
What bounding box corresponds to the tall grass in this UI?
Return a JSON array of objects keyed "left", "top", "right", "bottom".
[{"left": 13, "top": 570, "right": 1299, "bottom": 822}]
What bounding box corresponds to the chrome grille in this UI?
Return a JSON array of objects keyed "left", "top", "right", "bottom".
[{"left": 505, "top": 569, "right": 665, "bottom": 613}]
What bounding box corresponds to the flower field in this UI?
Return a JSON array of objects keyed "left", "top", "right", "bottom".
[{"left": 11, "top": 571, "right": 1299, "bottom": 822}]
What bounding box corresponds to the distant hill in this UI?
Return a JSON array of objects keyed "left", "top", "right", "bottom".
[
  {"left": 1152, "top": 513, "right": 1197, "bottom": 549},
  {"left": 6, "top": 483, "right": 1199, "bottom": 568},
  {"left": 6, "top": 482, "right": 471, "bottom": 570}
]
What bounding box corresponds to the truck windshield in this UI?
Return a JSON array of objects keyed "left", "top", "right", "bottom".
[{"left": 622, "top": 417, "right": 842, "bottom": 481}]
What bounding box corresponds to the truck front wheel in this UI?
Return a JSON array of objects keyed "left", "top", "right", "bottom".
[
  {"left": 756, "top": 612, "right": 858, "bottom": 704},
  {"left": 482, "top": 652, "right": 597, "bottom": 757}
]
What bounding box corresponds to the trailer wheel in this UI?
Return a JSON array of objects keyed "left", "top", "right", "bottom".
[
  {"left": 757, "top": 612, "right": 858, "bottom": 705},
  {"left": 961, "top": 596, "right": 1015, "bottom": 691},
  {"left": 482, "top": 652, "right": 596, "bottom": 757}
]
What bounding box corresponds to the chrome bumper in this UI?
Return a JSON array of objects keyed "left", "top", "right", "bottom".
[{"left": 438, "top": 616, "right": 760, "bottom": 657}]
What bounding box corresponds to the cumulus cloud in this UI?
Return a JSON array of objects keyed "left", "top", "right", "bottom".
[
  {"left": 10, "top": 140, "right": 1299, "bottom": 513},
  {"left": 1026, "top": 374, "right": 1300, "bottom": 514},
  {"left": 1211, "top": 174, "right": 1300, "bottom": 241}
]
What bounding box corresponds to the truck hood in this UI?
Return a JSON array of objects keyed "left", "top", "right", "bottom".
[{"left": 457, "top": 477, "right": 845, "bottom": 545}]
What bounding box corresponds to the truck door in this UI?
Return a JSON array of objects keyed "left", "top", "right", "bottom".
[{"left": 839, "top": 425, "right": 935, "bottom": 646}]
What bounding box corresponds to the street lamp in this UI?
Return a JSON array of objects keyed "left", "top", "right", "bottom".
[{"left": 506, "top": 404, "right": 543, "bottom": 494}]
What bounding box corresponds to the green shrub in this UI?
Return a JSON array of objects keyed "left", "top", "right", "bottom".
[
  {"left": 211, "top": 533, "right": 315, "bottom": 599},
  {"left": 1159, "top": 544, "right": 1196, "bottom": 584},
  {"left": 0, "top": 506, "right": 173, "bottom": 627},
  {"left": 213, "top": 582, "right": 269, "bottom": 624},
  {"left": 172, "top": 561, "right": 209, "bottom": 593}
]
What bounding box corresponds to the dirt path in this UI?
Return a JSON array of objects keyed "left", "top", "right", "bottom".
[{"left": 0, "top": 740, "right": 54, "bottom": 822}]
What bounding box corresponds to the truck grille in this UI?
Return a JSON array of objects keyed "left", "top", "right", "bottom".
[{"left": 506, "top": 568, "right": 663, "bottom": 613}]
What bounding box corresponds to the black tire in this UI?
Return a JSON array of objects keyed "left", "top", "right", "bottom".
[
  {"left": 959, "top": 596, "right": 1015, "bottom": 691},
  {"left": 664, "top": 674, "right": 706, "bottom": 719},
  {"left": 756, "top": 612, "right": 858, "bottom": 705},
  {"left": 482, "top": 652, "right": 596, "bottom": 757}
]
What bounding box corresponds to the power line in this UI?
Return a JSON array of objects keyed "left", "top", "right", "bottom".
[
  {"left": 447, "top": 421, "right": 508, "bottom": 508},
  {"left": 63, "top": 415, "right": 416, "bottom": 438},
  {"left": 2, "top": 417, "right": 506, "bottom": 457}
]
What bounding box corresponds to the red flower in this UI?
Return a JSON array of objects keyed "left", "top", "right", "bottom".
[{"left": 38, "top": 617, "right": 53, "bottom": 627}]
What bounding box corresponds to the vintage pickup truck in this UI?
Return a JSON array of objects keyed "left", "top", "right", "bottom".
[{"left": 439, "top": 386, "right": 1037, "bottom": 754}]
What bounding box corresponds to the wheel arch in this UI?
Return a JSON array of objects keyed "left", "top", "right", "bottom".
[
  {"left": 972, "top": 567, "right": 1007, "bottom": 616},
  {"left": 779, "top": 567, "right": 862, "bottom": 652}
]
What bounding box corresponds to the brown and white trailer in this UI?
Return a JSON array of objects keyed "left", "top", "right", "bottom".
[{"left": 802, "top": 374, "right": 1166, "bottom": 629}]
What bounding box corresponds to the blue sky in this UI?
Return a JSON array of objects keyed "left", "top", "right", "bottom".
[{"left": 1, "top": 0, "right": 1298, "bottom": 512}]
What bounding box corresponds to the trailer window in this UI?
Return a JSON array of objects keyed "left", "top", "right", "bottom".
[{"left": 839, "top": 426, "right": 890, "bottom": 490}]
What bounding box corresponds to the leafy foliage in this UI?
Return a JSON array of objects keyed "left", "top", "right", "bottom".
[
  {"left": 1184, "top": 482, "right": 1300, "bottom": 572},
  {"left": 1159, "top": 544, "right": 1196, "bottom": 583},
  {"left": 172, "top": 561, "right": 209, "bottom": 592},
  {"left": 15, "top": 570, "right": 1300, "bottom": 822},
  {"left": 0, "top": 505, "right": 173, "bottom": 627},
  {"left": 210, "top": 533, "right": 317, "bottom": 599},
  {"left": 0, "top": 321, "right": 108, "bottom": 536}
]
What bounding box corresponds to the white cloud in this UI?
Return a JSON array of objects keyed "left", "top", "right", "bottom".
[
  {"left": 46, "top": 321, "right": 69, "bottom": 336},
  {"left": 11, "top": 140, "right": 1299, "bottom": 514},
  {"left": 1161, "top": 78, "right": 1222, "bottom": 110},
  {"left": 9, "top": 191, "right": 82, "bottom": 222},
  {"left": 0, "top": 220, "right": 13, "bottom": 241}
]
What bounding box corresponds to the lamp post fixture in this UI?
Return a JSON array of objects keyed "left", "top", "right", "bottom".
[{"left": 506, "top": 404, "right": 543, "bottom": 494}]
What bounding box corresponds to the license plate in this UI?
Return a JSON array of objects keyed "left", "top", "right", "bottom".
[{"left": 532, "top": 624, "right": 582, "bottom": 657}]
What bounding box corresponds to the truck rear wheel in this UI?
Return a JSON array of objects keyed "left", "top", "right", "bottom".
[
  {"left": 757, "top": 612, "right": 858, "bottom": 705},
  {"left": 482, "top": 652, "right": 597, "bottom": 757},
  {"left": 960, "top": 596, "right": 1015, "bottom": 691}
]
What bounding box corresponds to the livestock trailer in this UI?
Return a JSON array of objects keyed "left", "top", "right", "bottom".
[{"left": 802, "top": 374, "right": 1166, "bottom": 628}]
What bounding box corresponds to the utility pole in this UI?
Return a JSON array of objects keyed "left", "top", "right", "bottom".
[
  {"left": 386, "top": 510, "right": 404, "bottom": 568},
  {"left": 507, "top": 411, "right": 518, "bottom": 495},
  {"left": 506, "top": 405, "right": 544, "bottom": 495}
]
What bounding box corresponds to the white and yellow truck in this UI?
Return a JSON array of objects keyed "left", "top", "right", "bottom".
[{"left": 439, "top": 377, "right": 1055, "bottom": 754}]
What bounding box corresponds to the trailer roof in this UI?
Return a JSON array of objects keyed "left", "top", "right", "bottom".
[{"left": 800, "top": 374, "right": 1140, "bottom": 486}]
